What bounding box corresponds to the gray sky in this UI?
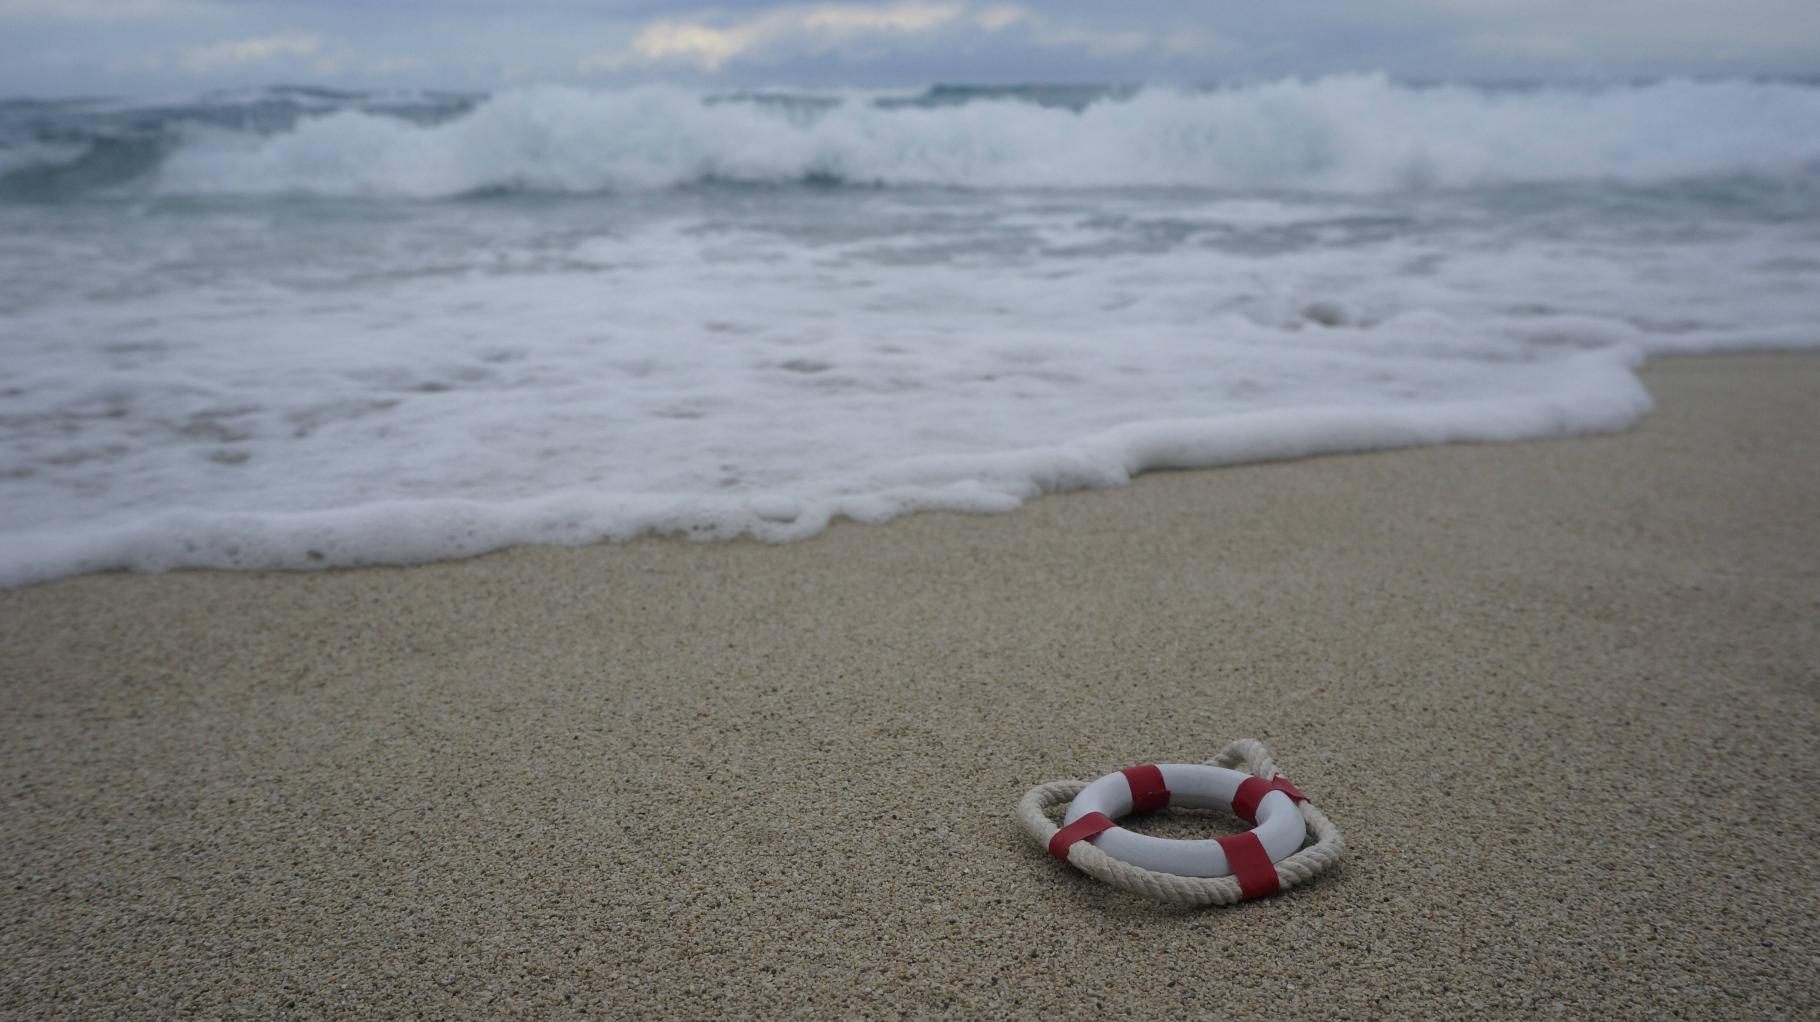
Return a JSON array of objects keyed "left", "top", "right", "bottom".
[{"left": 3, "top": 0, "right": 1818, "bottom": 97}]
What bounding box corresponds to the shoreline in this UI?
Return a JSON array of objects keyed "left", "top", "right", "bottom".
[
  {"left": 4, "top": 352, "right": 1817, "bottom": 1018},
  {"left": 0, "top": 344, "right": 1654, "bottom": 590}
]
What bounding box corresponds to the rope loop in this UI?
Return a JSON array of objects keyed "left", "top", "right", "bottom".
[{"left": 1016, "top": 738, "right": 1344, "bottom": 906}]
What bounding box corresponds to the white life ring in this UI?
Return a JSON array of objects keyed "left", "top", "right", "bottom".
[
  {"left": 1020, "top": 740, "right": 1344, "bottom": 905},
  {"left": 1059, "top": 763, "right": 1306, "bottom": 878}
]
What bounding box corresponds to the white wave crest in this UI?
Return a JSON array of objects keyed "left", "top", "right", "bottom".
[{"left": 153, "top": 75, "right": 1820, "bottom": 197}]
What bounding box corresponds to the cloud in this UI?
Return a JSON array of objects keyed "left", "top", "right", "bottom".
[
  {"left": 583, "top": 1, "right": 1211, "bottom": 73},
  {"left": 0, "top": 0, "right": 211, "bottom": 19},
  {"left": 177, "top": 31, "right": 330, "bottom": 73},
  {"left": 1408, "top": 0, "right": 1820, "bottom": 62},
  {"left": 587, "top": 2, "right": 982, "bottom": 72}
]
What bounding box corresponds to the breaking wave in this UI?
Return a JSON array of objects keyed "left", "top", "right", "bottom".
[{"left": 5, "top": 75, "right": 1820, "bottom": 199}]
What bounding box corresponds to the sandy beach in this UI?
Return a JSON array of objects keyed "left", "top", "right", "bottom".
[{"left": 3, "top": 352, "right": 1816, "bottom": 1018}]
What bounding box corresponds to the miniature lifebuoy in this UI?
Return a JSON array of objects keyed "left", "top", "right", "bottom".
[
  {"left": 1053, "top": 763, "right": 1306, "bottom": 879},
  {"left": 1018, "top": 740, "right": 1344, "bottom": 905}
]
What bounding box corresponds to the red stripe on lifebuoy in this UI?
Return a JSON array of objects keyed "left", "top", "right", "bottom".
[
  {"left": 1271, "top": 776, "right": 1308, "bottom": 803},
  {"left": 1215, "top": 831, "right": 1281, "bottom": 899},
  {"left": 1231, "top": 776, "right": 1269, "bottom": 823},
  {"left": 1232, "top": 774, "right": 1309, "bottom": 824},
  {"left": 1048, "top": 812, "right": 1116, "bottom": 860},
  {"left": 1122, "top": 764, "right": 1171, "bottom": 813}
]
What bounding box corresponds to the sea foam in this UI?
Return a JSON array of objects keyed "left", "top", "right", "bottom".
[{"left": 1, "top": 78, "right": 1818, "bottom": 586}]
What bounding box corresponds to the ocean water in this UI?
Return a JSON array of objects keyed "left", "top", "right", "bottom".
[{"left": 2, "top": 75, "right": 1818, "bottom": 586}]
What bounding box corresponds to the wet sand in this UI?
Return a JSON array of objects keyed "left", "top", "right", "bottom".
[{"left": 4, "top": 354, "right": 1817, "bottom": 1019}]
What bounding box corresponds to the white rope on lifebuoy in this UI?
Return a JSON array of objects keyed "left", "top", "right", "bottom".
[{"left": 1016, "top": 738, "right": 1345, "bottom": 906}]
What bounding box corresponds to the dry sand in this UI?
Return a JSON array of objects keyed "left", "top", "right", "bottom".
[{"left": 4, "top": 353, "right": 1818, "bottom": 1019}]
